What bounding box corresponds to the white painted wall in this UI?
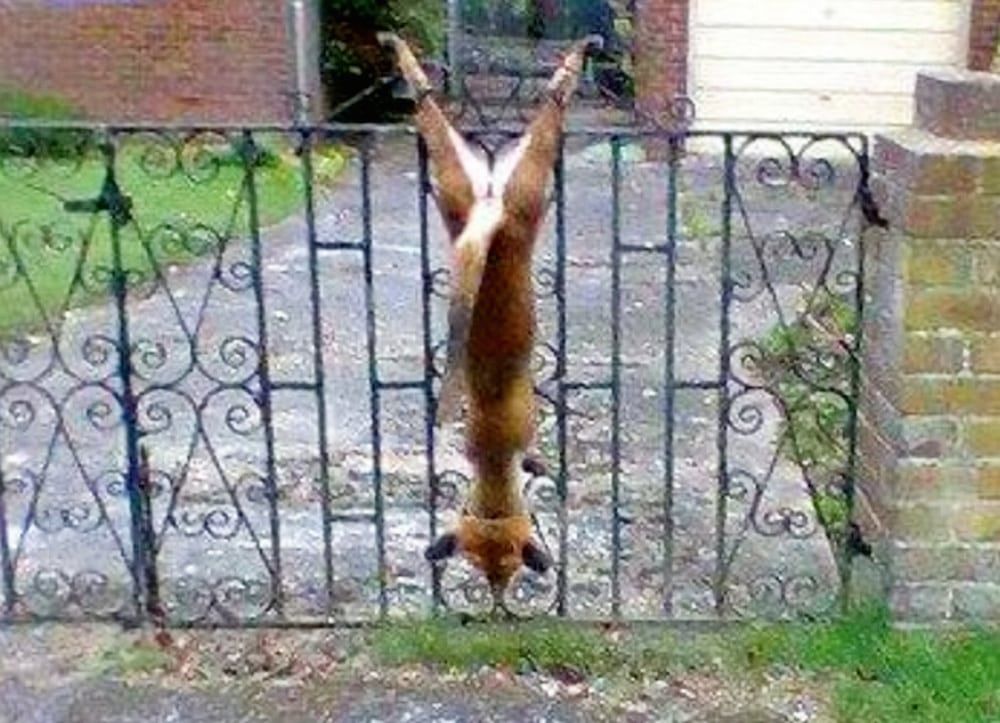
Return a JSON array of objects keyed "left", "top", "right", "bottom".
[{"left": 689, "top": 0, "right": 971, "bottom": 132}]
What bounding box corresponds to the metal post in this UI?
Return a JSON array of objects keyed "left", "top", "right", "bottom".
[
  {"left": 242, "top": 130, "right": 285, "bottom": 618},
  {"left": 447, "top": 0, "right": 464, "bottom": 97},
  {"left": 713, "top": 134, "right": 735, "bottom": 614},
  {"left": 359, "top": 137, "right": 388, "bottom": 617},
  {"left": 103, "top": 136, "right": 149, "bottom": 624},
  {"left": 662, "top": 137, "right": 679, "bottom": 616},
  {"left": 609, "top": 135, "right": 623, "bottom": 618},
  {"left": 300, "top": 129, "right": 337, "bottom": 617},
  {"left": 417, "top": 139, "right": 443, "bottom": 610},
  {"left": 554, "top": 140, "right": 569, "bottom": 616},
  {"left": 839, "top": 136, "right": 871, "bottom": 610},
  {"left": 0, "top": 467, "right": 15, "bottom": 617}
]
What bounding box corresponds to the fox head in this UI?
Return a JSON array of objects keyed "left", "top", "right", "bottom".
[{"left": 425, "top": 514, "right": 552, "bottom": 596}]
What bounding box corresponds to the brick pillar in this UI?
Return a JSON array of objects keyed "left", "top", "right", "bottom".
[
  {"left": 967, "top": 0, "right": 1000, "bottom": 72},
  {"left": 860, "top": 69, "right": 1000, "bottom": 624},
  {"left": 633, "top": 0, "right": 689, "bottom": 156}
]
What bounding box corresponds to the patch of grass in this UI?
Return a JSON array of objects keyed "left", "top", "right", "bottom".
[
  {"left": 374, "top": 618, "right": 615, "bottom": 677},
  {"left": 738, "top": 606, "right": 1000, "bottom": 722},
  {"left": 89, "top": 638, "right": 173, "bottom": 677},
  {"left": 0, "top": 138, "right": 343, "bottom": 334},
  {"left": 374, "top": 616, "right": 722, "bottom": 682},
  {"left": 372, "top": 606, "right": 1000, "bottom": 722},
  {"left": 679, "top": 195, "right": 721, "bottom": 241}
]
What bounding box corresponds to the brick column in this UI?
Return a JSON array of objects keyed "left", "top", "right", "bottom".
[
  {"left": 860, "top": 69, "right": 1000, "bottom": 623},
  {"left": 634, "top": 0, "right": 689, "bottom": 132},
  {"left": 967, "top": 0, "right": 1000, "bottom": 72}
]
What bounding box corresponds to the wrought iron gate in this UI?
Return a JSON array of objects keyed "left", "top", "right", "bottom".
[{"left": 0, "top": 120, "right": 876, "bottom": 627}]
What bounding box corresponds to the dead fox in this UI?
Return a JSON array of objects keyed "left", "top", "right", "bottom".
[{"left": 379, "top": 32, "right": 600, "bottom": 615}]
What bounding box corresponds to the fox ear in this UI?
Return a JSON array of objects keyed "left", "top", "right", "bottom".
[
  {"left": 425, "top": 532, "right": 459, "bottom": 562},
  {"left": 522, "top": 539, "right": 552, "bottom": 574}
]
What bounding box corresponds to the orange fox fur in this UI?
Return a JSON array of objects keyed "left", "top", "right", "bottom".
[{"left": 380, "top": 33, "right": 600, "bottom": 612}]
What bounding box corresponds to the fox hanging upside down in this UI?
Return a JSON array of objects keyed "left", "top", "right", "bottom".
[{"left": 379, "top": 32, "right": 601, "bottom": 615}]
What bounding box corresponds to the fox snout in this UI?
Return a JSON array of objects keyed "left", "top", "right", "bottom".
[{"left": 425, "top": 515, "right": 552, "bottom": 594}]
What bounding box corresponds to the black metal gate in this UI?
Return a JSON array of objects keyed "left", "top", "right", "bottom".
[{"left": 0, "top": 119, "right": 876, "bottom": 626}]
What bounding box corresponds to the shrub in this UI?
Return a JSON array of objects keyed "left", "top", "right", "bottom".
[
  {"left": 755, "top": 291, "right": 857, "bottom": 546},
  {"left": 0, "top": 87, "right": 88, "bottom": 160},
  {"left": 321, "top": 0, "right": 444, "bottom": 121}
]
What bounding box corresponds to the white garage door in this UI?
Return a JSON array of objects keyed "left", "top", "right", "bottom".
[{"left": 689, "top": 0, "right": 970, "bottom": 132}]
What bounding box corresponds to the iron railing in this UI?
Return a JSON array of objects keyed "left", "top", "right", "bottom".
[{"left": 0, "top": 121, "right": 877, "bottom": 627}]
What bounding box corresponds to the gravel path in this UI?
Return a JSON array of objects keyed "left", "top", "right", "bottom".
[{"left": 0, "top": 130, "right": 865, "bottom": 623}]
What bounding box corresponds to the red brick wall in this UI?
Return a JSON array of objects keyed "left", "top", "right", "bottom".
[
  {"left": 0, "top": 0, "right": 294, "bottom": 123},
  {"left": 633, "top": 0, "right": 689, "bottom": 128},
  {"left": 968, "top": 0, "right": 1000, "bottom": 71}
]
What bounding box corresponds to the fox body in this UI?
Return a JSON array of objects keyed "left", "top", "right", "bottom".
[{"left": 380, "top": 33, "right": 599, "bottom": 611}]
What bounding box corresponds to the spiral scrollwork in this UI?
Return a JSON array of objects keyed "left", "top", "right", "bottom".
[
  {"left": 238, "top": 471, "right": 271, "bottom": 504},
  {"left": 178, "top": 131, "right": 232, "bottom": 185},
  {"left": 225, "top": 400, "right": 262, "bottom": 437},
  {"left": 0, "top": 336, "right": 31, "bottom": 366},
  {"left": 534, "top": 267, "right": 558, "bottom": 299},
  {"left": 163, "top": 575, "right": 213, "bottom": 619},
  {"left": 137, "top": 398, "right": 173, "bottom": 435},
  {"left": 1, "top": 395, "right": 36, "bottom": 431},
  {"left": 34, "top": 502, "right": 105, "bottom": 534},
  {"left": 726, "top": 571, "right": 830, "bottom": 618},
  {"left": 80, "top": 333, "right": 118, "bottom": 369},
  {"left": 101, "top": 468, "right": 169, "bottom": 499},
  {"left": 0, "top": 129, "right": 93, "bottom": 180},
  {"left": 81, "top": 263, "right": 115, "bottom": 295},
  {"left": 129, "top": 132, "right": 180, "bottom": 180},
  {"left": 150, "top": 223, "right": 221, "bottom": 259},
  {"left": 170, "top": 506, "right": 243, "bottom": 540},
  {"left": 726, "top": 388, "right": 767, "bottom": 436},
  {"left": 21, "top": 568, "right": 71, "bottom": 614},
  {"left": 207, "top": 335, "right": 259, "bottom": 383},
  {"left": 85, "top": 398, "right": 119, "bottom": 431},
  {"left": 3, "top": 468, "right": 37, "bottom": 497},
  {"left": 751, "top": 503, "right": 817, "bottom": 539},
  {"left": 738, "top": 136, "right": 848, "bottom": 194},
  {"left": 212, "top": 575, "right": 271, "bottom": 619},
  {"left": 429, "top": 267, "right": 451, "bottom": 299},
  {"left": 728, "top": 340, "right": 767, "bottom": 389},
  {"left": 159, "top": 575, "right": 274, "bottom": 622},
  {"left": 432, "top": 469, "right": 467, "bottom": 509},
  {"left": 217, "top": 254, "right": 254, "bottom": 291},
  {"left": 131, "top": 337, "right": 168, "bottom": 375}
]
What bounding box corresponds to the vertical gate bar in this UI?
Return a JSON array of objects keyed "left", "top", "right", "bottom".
[
  {"left": 609, "top": 136, "right": 623, "bottom": 618},
  {"left": 417, "top": 138, "right": 442, "bottom": 609},
  {"left": 300, "top": 128, "right": 336, "bottom": 616},
  {"left": 104, "top": 135, "right": 148, "bottom": 623},
  {"left": 662, "top": 137, "right": 679, "bottom": 616},
  {"left": 554, "top": 140, "right": 569, "bottom": 616},
  {"left": 359, "top": 136, "right": 388, "bottom": 617},
  {"left": 840, "top": 137, "right": 870, "bottom": 610},
  {"left": 0, "top": 467, "right": 15, "bottom": 615},
  {"left": 242, "top": 130, "right": 285, "bottom": 617},
  {"left": 713, "top": 135, "right": 735, "bottom": 614}
]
